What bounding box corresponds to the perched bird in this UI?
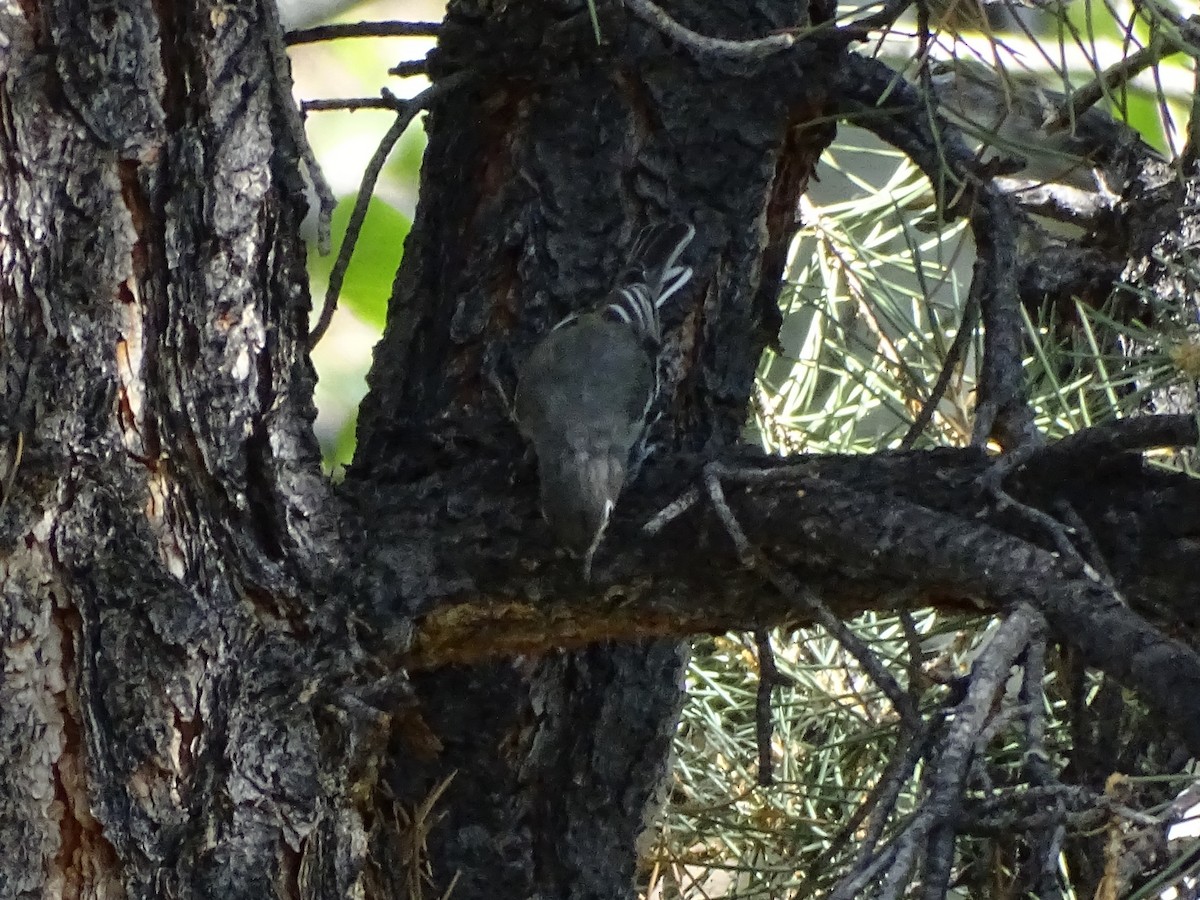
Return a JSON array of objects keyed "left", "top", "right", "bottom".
[{"left": 515, "top": 222, "right": 695, "bottom": 577}]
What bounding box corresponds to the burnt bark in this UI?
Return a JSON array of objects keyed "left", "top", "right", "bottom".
[
  {"left": 1, "top": 1, "right": 346, "bottom": 896},
  {"left": 346, "top": 3, "right": 841, "bottom": 897}
]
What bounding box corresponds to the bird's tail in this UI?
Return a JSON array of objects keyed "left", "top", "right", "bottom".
[{"left": 602, "top": 222, "right": 696, "bottom": 344}]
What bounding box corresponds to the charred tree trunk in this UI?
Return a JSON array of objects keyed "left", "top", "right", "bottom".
[
  {"left": 0, "top": 1, "right": 344, "bottom": 895},
  {"left": 3, "top": 0, "right": 1200, "bottom": 897},
  {"left": 347, "top": 3, "right": 839, "bottom": 897}
]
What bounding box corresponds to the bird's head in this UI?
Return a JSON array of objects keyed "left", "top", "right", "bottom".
[{"left": 535, "top": 441, "right": 626, "bottom": 560}]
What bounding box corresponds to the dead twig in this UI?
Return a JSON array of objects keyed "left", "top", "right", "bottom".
[
  {"left": 286, "top": 21, "right": 442, "bottom": 45},
  {"left": 752, "top": 629, "right": 787, "bottom": 786},
  {"left": 302, "top": 95, "right": 407, "bottom": 114},
  {"left": 703, "top": 462, "right": 923, "bottom": 732},
  {"left": 900, "top": 290, "right": 979, "bottom": 449},
  {"left": 389, "top": 60, "right": 428, "bottom": 78},
  {"left": 309, "top": 73, "right": 471, "bottom": 349},
  {"left": 623, "top": 0, "right": 798, "bottom": 60}
]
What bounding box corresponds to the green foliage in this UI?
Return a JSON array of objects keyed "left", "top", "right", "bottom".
[
  {"left": 753, "top": 146, "right": 974, "bottom": 454},
  {"left": 305, "top": 117, "right": 426, "bottom": 472},
  {"left": 294, "top": 14, "right": 433, "bottom": 471},
  {"left": 308, "top": 196, "right": 412, "bottom": 332},
  {"left": 387, "top": 122, "right": 429, "bottom": 188}
]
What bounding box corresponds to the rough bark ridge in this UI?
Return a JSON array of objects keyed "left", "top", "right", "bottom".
[
  {"left": 347, "top": 2, "right": 839, "bottom": 897},
  {"left": 1, "top": 2, "right": 346, "bottom": 897}
]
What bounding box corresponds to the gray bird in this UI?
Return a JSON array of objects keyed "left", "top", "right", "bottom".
[{"left": 515, "top": 222, "right": 695, "bottom": 577}]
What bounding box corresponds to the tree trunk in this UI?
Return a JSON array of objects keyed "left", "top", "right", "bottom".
[
  {"left": 1, "top": 2, "right": 342, "bottom": 895},
  {"left": 348, "top": 2, "right": 839, "bottom": 897},
  {"left": 1, "top": 0, "right": 838, "bottom": 894},
  {"left": 4, "top": 0, "right": 1200, "bottom": 897}
]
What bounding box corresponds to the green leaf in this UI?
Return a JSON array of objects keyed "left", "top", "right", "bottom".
[
  {"left": 385, "top": 124, "right": 428, "bottom": 187},
  {"left": 308, "top": 196, "right": 411, "bottom": 332}
]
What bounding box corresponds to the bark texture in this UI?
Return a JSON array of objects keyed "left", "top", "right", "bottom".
[
  {"left": 346, "top": 2, "right": 840, "bottom": 897},
  {"left": 3, "top": 0, "right": 1200, "bottom": 897},
  {"left": 1, "top": 2, "right": 345, "bottom": 897}
]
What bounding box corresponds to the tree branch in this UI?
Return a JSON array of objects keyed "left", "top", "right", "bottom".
[
  {"left": 390, "top": 432, "right": 1200, "bottom": 755},
  {"left": 309, "top": 74, "right": 470, "bottom": 348},
  {"left": 969, "top": 188, "right": 1037, "bottom": 450},
  {"left": 835, "top": 54, "right": 979, "bottom": 220},
  {"left": 301, "top": 96, "right": 407, "bottom": 114},
  {"left": 920, "top": 605, "right": 1038, "bottom": 899},
  {"left": 623, "top": 0, "right": 798, "bottom": 59},
  {"left": 285, "top": 21, "right": 442, "bottom": 45}
]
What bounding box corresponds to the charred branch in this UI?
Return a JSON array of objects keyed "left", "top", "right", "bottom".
[{"left": 364, "top": 423, "right": 1200, "bottom": 757}]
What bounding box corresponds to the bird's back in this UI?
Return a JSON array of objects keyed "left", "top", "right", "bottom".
[{"left": 516, "top": 313, "right": 655, "bottom": 454}]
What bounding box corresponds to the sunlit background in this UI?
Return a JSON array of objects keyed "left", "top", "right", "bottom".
[{"left": 286, "top": 0, "right": 443, "bottom": 471}]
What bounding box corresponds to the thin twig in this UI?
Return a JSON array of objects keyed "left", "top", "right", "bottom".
[
  {"left": 1049, "top": 35, "right": 1175, "bottom": 132},
  {"left": 920, "top": 605, "right": 1038, "bottom": 900},
  {"left": 795, "top": 727, "right": 928, "bottom": 897},
  {"left": 1135, "top": 6, "right": 1200, "bottom": 161},
  {"left": 969, "top": 189, "right": 1038, "bottom": 451},
  {"left": 302, "top": 96, "right": 407, "bottom": 114},
  {"left": 642, "top": 486, "right": 702, "bottom": 535},
  {"left": 844, "top": 60, "right": 1035, "bottom": 453},
  {"left": 309, "top": 73, "right": 470, "bottom": 349},
  {"left": 987, "top": 479, "right": 1099, "bottom": 579},
  {"left": 963, "top": 782, "right": 1161, "bottom": 829},
  {"left": 899, "top": 610, "right": 925, "bottom": 697},
  {"left": 1018, "top": 612, "right": 1051, "bottom": 783},
  {"left": 1054, "top": 500, "right": 1115, "bottom": 585},
  {"left": 899, "top": 290, "right": 979, "bottom": 449},
  {"left": 703, "top": 463, "right": 923, "bottom": 731},
  {"left": 977, "top": 436, "right": 1115, "bottom": 582},
  {"left": 286, "top": 21, "right": 442, "bottom": 45},
  {"left": 854, "top": 726, "right": 932, "bottom": 864},
  {"left": 389, "top": 60, "right": 429, "bottom": 78},
  {"left": 1015, "top": 614, "right": 1063, "bottom": 897},
  {"left": 835, "top": 55, "right": 978, "bottom": 220},
  {"left": 702, "top": 467, "right": 757, "bottom": 565},
  {"left": 623, "top": 0, "right": 797, "bottom": 59},
  {"left": 754, "top": 629, "right": 781, "bottom": 786},
  {"left": 829, "top": 838, "right": 902, "bottom": 900},
  {"left": 966, "top": 806, "right": 1099, "bottom": 834},
  {"left": 879, "top": 825, "right": 925, "bottom": 900},
  {"left": 842, "top": 0, "right": 915, "bottom": 39},
  {"left": 829, "top": 812, "right": 929, "bottom": 900}
]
